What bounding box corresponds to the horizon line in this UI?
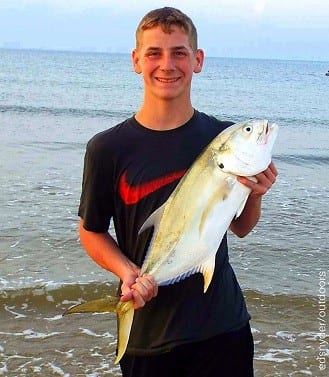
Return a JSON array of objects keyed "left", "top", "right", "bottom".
[{"left": 1, "top": 46, "right": 329, "bottom": 64}]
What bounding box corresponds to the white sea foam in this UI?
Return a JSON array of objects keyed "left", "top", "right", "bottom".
[
  {"left": 251, "top": 326, "right": 260, "bottom": 334},
  {"left": 4, "top": 305, "right": 26, "bottom": 318},
  {"left": 55, "top": 349, "right": 74, "bottom": 359},
  {"left": 48, "top": 362, "right": 70, "bottom": 377},
  {"left": 62, "top": 298, "right": 84, "bottom": 305},
  {"left": 299, "top": 332, "right": 322, "bottom": 341},
  {"left": 255, "top": 348, "right": 296, "bottom": 363},
  {"left": 275, "top": 331, "right": 296, "bottom": 342},
  {"left": 25, "top": 329, "right": 64, "bottom": 339},
  {"left": 290, "top": 371, "right": 313, "bottom": 376},
  {"left": 80, "top": 328, "right": 113, "bottom": 339},
  {"left": 0, "top": 345, "right": 8, "bottom": 376},
  {"left": 44, "top": 314, "right": 63, "bottom": 321},
  {"left": 0, "top": 365, "right": 8, "bottom": 376}
]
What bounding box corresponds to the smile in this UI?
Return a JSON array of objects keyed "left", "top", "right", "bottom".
[{"left": 156, "top": 77, "right": 180, "bottom": 83}]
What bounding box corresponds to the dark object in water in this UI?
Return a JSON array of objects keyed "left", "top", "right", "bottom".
[{"left": 326, "top": 71, "right": 329, "bottom": 76}]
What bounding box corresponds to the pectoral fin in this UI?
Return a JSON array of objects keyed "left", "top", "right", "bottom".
[
  {"left": 235, "top": 195, "right": 249, "bottom": 219},
  {"left": 199, "top": 180, "right": 233, "bottom": 236},
  {"left": 235, "top": 178, "right": 255, "bottom": 218},
  {"left": 115, "top": 300, "right": 135, "bottom": 364}
]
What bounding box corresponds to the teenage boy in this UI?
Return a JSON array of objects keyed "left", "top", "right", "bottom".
[{"left": 78, "top": 7, "right": 277, "bottom": 377}]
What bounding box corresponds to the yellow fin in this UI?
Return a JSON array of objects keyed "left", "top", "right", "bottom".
[
  {"left": 138, "top": 202, "right": 166, "bottom": 235},
  {"left": 200, "top": 256, "right": 216, "bottom": 293},
  {"left": 114, "top": 300, "right": 135, "bottom": 364}
]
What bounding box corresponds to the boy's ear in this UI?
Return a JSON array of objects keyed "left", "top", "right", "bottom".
[
  {"left": 194, "top": 49, "right": 205, "bottom": 74},
  {"left": 132, "top": 49, "right": 142, "bottom": 74}
]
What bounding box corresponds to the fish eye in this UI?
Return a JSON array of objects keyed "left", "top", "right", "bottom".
[{"left": 243, "top": 125, "right": 253, "bottom": 133}]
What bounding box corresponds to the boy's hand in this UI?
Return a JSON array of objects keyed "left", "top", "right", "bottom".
[{"left": 121, "top": 271, "right": 158, "bottom": 310}]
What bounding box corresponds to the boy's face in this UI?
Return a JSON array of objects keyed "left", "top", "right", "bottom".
[{"left": 132, "top": 25, "right": 204, "bottom": 103}]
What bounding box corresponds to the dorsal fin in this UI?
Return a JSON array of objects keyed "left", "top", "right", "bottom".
[{"left": 138, "top": 202, "right": 167, "bottom": 235}]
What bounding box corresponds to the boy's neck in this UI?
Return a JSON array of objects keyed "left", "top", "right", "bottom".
[{"left": 135, "top": 101, "right": 195, "bottom": 131}]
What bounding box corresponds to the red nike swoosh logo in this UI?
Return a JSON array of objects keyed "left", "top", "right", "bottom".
[{"left": 118, "top": 169, "right": 186, "bottom": 205}]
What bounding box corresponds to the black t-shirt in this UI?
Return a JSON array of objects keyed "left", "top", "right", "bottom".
[{"left": 79, "top": 110, "right": 250, "bottom": 355}]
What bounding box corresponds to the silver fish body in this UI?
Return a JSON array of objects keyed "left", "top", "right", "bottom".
[{"left": 140, "top": 119, "right": 277, "bottom": 290}]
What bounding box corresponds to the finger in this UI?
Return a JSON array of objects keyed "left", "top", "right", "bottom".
[
  {"left": 120, "top": 291, "right": 133, "bottom": 302},
  {"left": 250, "top": 180, "right": 268, "bottom": 196},
  {"left": 254, "top": 172, "right": 272, "bottom": 188},
  {"left": 131, "top": 289, "right": 146, "bottom": 309},
  {"left": 139, "top": 274, "right": 158, "bottom": 298},
  {"left": 257, "top": 169, "right": 277, "bottom": 189},
  {"left": 239, "top": 175, "right": 268, "bottom": 196},
  {"left": 268, "top": 161, "right": 278, "bottom": 177},
  {"left": 262, "top": 167, "right": 277, "bottom": 184},
  {"left": 133, "top": 274, "right": 158, "bottom": 301},
  {"left": 130, "top": 278, "right": 157, "bottom": 310},
  {"left": 237, "top": 176, "right": 258, "bottom": 190},
  {"left": 260, "top": 162, "right": 278, "bottom": 184}
]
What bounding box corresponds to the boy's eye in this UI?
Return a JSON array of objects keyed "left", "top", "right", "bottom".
[
  {"left": 145, "top": 52, "right": 159, "bottom": 58},
  {"left": 174, "top": 51, "right": 187, "bottom": 56},
  {"left": 147, "top": 51, "right": 160, "bottom": 57}
]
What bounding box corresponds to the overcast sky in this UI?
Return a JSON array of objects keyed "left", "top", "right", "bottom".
[{"left": 0, "top": 0, "right": 328, "bottom": 61}]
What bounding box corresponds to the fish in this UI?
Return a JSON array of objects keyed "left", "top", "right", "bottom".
[{"left": 63, "top": 119, "right": 278, "bottom": 364}]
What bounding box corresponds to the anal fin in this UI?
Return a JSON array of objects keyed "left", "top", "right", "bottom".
[{"left": 199, "top": 255, "right": 216, "bottom": 293}]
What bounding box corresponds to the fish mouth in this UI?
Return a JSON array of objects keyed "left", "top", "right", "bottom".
[
  {"left": 264, "top": 122, "right": 270, "bottom": 144},
  {"left": 258, "top": 120, "right": 271, "bottom": 144}
]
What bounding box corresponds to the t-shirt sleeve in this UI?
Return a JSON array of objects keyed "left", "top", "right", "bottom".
[{"left": 78, "top": 137, "right": 114, "bottom": 233}]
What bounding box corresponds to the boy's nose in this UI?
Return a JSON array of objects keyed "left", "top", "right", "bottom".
[{"left": 160, "top": 54, "right": 175, "bottom": 71}]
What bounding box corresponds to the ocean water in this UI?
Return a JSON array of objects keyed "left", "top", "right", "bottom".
[{"left": 0, "top": 48, "right": 328, "bottom": 376}]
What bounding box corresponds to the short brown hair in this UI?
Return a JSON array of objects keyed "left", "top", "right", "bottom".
[{"left": 135, "top": 7, "right": 198, "bottom": 51}]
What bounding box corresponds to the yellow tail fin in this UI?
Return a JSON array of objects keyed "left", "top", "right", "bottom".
[
  {"left": 114, "top": 300, "right": 135, "bottom": 364},
  {"left": 63, "top": 296, "right": 134, "bottom": 364}
]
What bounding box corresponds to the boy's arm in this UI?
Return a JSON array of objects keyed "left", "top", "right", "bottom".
[{"left": 79, "top": 219, "right": 158, "bottom": 309}]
